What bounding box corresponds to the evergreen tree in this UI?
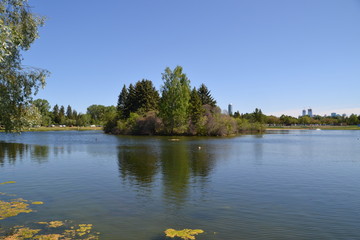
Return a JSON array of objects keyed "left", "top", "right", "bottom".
[
  {"left": 197, "top": 83, "right": 216, "bottom": 107},
  {"left": 59, "top": 106, "right": 65, "bottom": 118},
  {"left": 72, "top": 110, "right": 78, "bottom": 119},
  {"left": 123, "top": 84, "right": 136, "bottom": 118},
  {"left": 159, "top": 66, "right": 191, "bottom": 134},
  {"left": 59, "top": 105, "right": 65, "bottom": 124},
  {"left": 134, "top": 79, "right": 159, "bottom": 113},
  {"left": 52, "top": 104, "right": 60, "bottom": 124},
  {"left": 66, "top": 105, "right": 73, "bottom": 119},
  {"left": 189, "top": 87, "right": 204, "bottom": 126},
  {"left": 117, "top": 84, "right": 128, "bottom": 114}
]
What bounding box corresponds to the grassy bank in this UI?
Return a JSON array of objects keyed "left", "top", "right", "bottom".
[
  {"left": 267, "top": 125, "right": 360, "bottom": 130},
  {"left": 0, "top": 126, "right": 103, "bottom": 132}
]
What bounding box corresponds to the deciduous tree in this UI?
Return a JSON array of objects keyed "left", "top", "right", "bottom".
[
  {"left": 159, "top": 66, "right": 191, "bottom": 134},
  {"left": 0, "top": 0, "right": 49, "bottom": 131}
]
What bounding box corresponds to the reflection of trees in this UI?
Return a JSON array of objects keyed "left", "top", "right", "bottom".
[
  {"left": 189, "top": 145, "right": 215, "bottom": 177},
  {"left": 0, "top": 141, "right": 28, "bottom": 166},
  {"left": 117, "top": 145, "right": 159, "bottom": 186},
  {"left": 31, "top": 145, "right": 49, "bottom": 163},
  {"left": 161, "top": 141, "right": 190, "bottom": 205},
  {"left": 0, "top": 141, "right": 49, "bottom": 166},
  {"left": 116, "top": 137, "right": 217, "bottom": 205}
]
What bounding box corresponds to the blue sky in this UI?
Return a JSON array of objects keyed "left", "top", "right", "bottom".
[{"left": 23, "top": 0, "right": 360, "bottom": 116}]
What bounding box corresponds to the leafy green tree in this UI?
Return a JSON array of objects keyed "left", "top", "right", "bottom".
[
  {"left": 266, "top": 115, "right": 281, "bottom": 125},
  {"left": 253, "top": 108, "right": 265, "bottom": 123},
  {"left": 87, "top": 104, "right": 106, "bottom": 125},
  {"left": 280, "top": 114, "right": 298, "bottom": 125},
  {"left": 347, "top": 114, "right": 359, "bottom": 125},
  {"left": 76, "top": 113, "right": 91, "bottom": 126},
  {"left": 298, "top": 115, "right": 311, "bottom": 125},
  {"left": 0, "top": 0, "right": 49, "bottom": 131},
  {"left": 197, "top": 83, "right": 216, "bottom": 107},
  {"left": 32, "top": 99, "right": 51, "bottom": 126},
  {"left": 32, "top": 99, "right": 50, "bottom": 116},
  {"left": 159, "top": 66, "right": 191, "bottom": 134}
]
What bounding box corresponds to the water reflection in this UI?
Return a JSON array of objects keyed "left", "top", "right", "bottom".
[
  {"left": 117, "top": 138, "right": 217, "bottom": 206},
  {"left": 0, "top": 141, "right": 49, "bottom": 166},
  {"left": 161, "top": 141, "right": 191, "bottom": 205},
  {"left": 118, "top": 145, "right": 159, "bottom": 186}
]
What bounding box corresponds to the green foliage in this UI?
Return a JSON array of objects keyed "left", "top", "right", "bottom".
[
  {"left": 0, "top": 0, "right": 49, "bottom": 132},
  {"left": 253, "top": 108, "right": 265, "bottom": 123},
  {"left": 117, "top": 84, "right": 128, "bottom": 117},
  {"left": 165, "top": 228, "right": 204, "bottom": 240},
  {"left": 0, "top": 182, "right": 99, "bottom": 239},
  {"left": 189, "top": 88, "right": 203, "bottom": 124},
  {"left": 119, "top": 80, "right": 160, "bottom": 119},
  {"left": 159, "top": 66, "right": 191, "bottom": 134},
  {"left": 87, "top": 104, "right": 116, "bottom": 125},
  {"left": 134, "top": 79, "right": 160, "bottom": 114},
  {"left": 197, "top": 83, "right": 216, "bottom": 107},
  {"left": 32, "top": 99, "right": 50, "bottom": 116},
  {"left": 66, "top": 105, "right": 72, "bottom": 119},
  {"left": 347, "top": 114, "right": 360, "bottom": 125}
]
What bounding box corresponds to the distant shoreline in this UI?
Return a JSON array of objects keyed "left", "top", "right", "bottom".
[
  {"left": 1, "top": 125, "right": 359, "bottom": 133},
  {"left": 0, "top": 126, "right": 103, "bottom": 132},
  {"left": 266, "top": 125, "right": 360, "bottom": 130}
]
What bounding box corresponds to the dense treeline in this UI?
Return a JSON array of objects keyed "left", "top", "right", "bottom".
[
  {"left": 263, "top": 113, "right": 360, "bottom": 126},
  {"left": 104, "top": 66, "right": 266, "bottom": 136},
  {"left": 13, "top": 99, "right": 117, "bottom": 127}
]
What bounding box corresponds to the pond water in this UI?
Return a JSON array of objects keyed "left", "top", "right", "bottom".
[{"left": 0, "top": 130, "right": 360, "bottom": 239}]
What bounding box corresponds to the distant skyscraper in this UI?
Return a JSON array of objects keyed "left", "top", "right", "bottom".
[
  {"left": 302, "top": 109, "right": 306, "bottom": 117},
  {"left": 308, "top": 108, "right": 313, "bottom": 117},
  {"left": 228, "top": 104, "right": 233, "bottom": 116},
  {"left": 331, "top": 112, "right": 337, "bottom": 117}
]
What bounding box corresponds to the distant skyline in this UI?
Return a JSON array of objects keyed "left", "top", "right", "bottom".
[{"left": 23, "top": 0, "right": 360, "bottom": 116}]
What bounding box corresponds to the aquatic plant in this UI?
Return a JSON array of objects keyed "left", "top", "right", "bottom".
[
  {"left": 38, "top": 221, "right": 64, "bottom": 228},
  {"left": 165, "top": 228, "right": 204, "bottom": 240},
  {"left": 0, "top": 199, "right": 32, "bottom": 220},
  {"left": 0, "top": 181, "right": 16, "bottom": 185},
  {"left": 2, "top": 226, "right": 41, "bottom": 239},
  {"left": 0, "top": 183, "right": 99, "bottom": 239},
  {"left": 1, "top": 223, "right": 99, "bottom": 239}
]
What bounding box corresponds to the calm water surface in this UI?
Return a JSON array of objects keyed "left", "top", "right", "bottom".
[{"left": 0, "top": 130, "right": 359, "bottom": 239}]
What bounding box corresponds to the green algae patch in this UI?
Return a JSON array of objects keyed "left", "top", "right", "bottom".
[
  {"left": 2, "top": 222, "right": 99, "bottom": 240},
  {"left": 33, "top": 233, "right": 63, "bottom": 240},
  {"left": 0, "top": 200, "right": 33, "bottom": 220},
  {"left": 0, "top": 181, "right": 16, "bottom": 185},
  {"left": 165, "top": 228, "right": 204, "bottom": 240},
  {"left": 2, "top": 226, "right": 41, "bottom": 239},
  {"left": 31, "top": 201, "right": 44, "bottom": 205},
  {"left": 37, "top": 221, "right": 64, "bottom": 228}
]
